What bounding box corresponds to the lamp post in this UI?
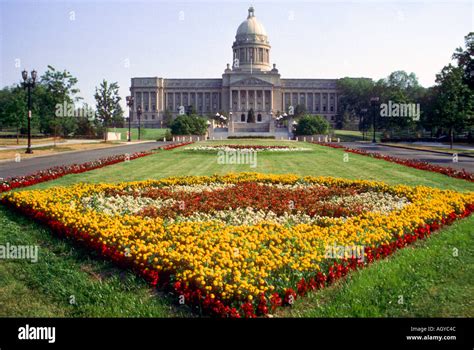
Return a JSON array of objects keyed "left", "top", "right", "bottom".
[
  {"left": 21, "top": 70, "right": 37, "bottom": 154},
  {"left": 370, "top": 97, "right": 379, "bottom": 143},
  {"left": 361, "top": 108, "right": 368, "bottom": 141},
  {"left": 137, "top": 105, "right": 142, "bottom": 140},
  {"left": 125, "top": 96, "right": 134, "bottom": 142}
]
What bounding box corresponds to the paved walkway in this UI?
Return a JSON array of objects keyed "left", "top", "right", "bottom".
[
  {"left": 0, "top": 141, "right": 169, "bottom": 179},
  {"left": 0, "top": 139, "right": 104, "bottom": 151},
  {"left": 341, "top": 142, "right": 474, "bottom": 173}
]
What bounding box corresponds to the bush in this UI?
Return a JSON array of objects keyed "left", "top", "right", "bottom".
[
  {"left": 164, "top": 129, "right": 173, "bottom": 141},
  {"left": 295, "top": 115, "right": 329, "bottom": 136},
  {"left": 170, "top": 114, "right": 208, "bottom": 135}
]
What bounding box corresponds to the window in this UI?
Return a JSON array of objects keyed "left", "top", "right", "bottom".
[
  {"left": 257, "top": 114, "right": 262, "bottom": 122},
  {"left": 152, "top": 115, "right": 155, "bottom": 120},
  {"left": 241, "top": 114, "right": 246, "bottom": 122},
  {"left": 330, "top": 106, "right": 334, "bottom": 112},
  {"left": 323, "top": 106, "right": 326, "bottom": 112}
]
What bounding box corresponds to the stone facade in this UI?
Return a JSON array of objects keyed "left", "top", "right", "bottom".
[{"left": 129, "top": 7, "right": 351, "bottom": 135}]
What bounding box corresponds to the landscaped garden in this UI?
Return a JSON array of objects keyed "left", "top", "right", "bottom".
[{"left": 1, "top": 140, "right": 473, "bottom": 317}]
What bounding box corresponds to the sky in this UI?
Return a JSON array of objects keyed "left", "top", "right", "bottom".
[{"left": 0, "top": 0, "right": 473, "bottom": 110}]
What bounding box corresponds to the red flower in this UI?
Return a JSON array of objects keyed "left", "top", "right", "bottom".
[{"left": 284, "top": 288, "right": 297, "bottom": 306}]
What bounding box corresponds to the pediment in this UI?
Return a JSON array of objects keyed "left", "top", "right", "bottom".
[{"left": 231, "top": 77, "right": 273, "bottom": 87}]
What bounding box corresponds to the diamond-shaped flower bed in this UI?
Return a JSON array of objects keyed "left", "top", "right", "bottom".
[{"left": 2, "top": 173, "right": 473, "bottom": 317}]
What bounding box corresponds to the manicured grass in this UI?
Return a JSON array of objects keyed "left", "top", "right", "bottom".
[
  {"left": 279, "top": 215, "right": 474, "bottom": 317},
  {"left": 26, "top": 141, "right": 474, "bottom": 192},
  {"left": 0, "top": 205, "right": 188, "bottom": 317},
  {"left": 112, "top": 127, "right": 169, "bottom": 141},
  {"left": 332, "top": 129, "right": 383, "bottom": 142},
  {"left": 1, "top": 139, "right": 473, "bottom": 317}
]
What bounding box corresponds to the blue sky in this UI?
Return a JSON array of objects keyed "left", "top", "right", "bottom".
[{"left": 0, "top": 0, "right": 472, "bottom": 109}]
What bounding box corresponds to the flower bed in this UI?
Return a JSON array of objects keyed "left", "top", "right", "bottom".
[
  {"left": 2, "top": 173, "right": 473, "bottom": 317},
  {"left": 186, "top": 145, "right": 311, "bottom": 152},
  {"left": 0, "top": 142, "right": 193, "bottom": 194},
  {"left": 313, "top": 142, "right": 474, "bottom": 182}
]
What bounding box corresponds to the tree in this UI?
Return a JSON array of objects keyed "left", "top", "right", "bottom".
[
  {"left": 111, "top": 103, "right": 124, "bottom": 128},
  {"left": 295, "top": 115, "right": 329, "bottom": 135},
  {"left": 186, "top": 105, "right": 197, "bottom": 116},
  {"left": 94, "top": 80, "right": 121, "bottom": 141},
  {"left": 433, "top": 64, "right": 473, "bottom": 148},
  {"left": 294, "top": 104, "right": 307, "bottom": 118},
  {"left": 39, "top": 66, "right": 81, "bottom": 134},
  {"left": 452, "top": 32, "right": 474, "bottom": 90},
  {"left": 0, "top": 86, "right": 28, "bottom": 142},
  {"left": 337, "top": 77, "right": 375, "bottom": 131},
  {"left": 162, "top": 109, "right": 173, "bottom": 127},
  {"left": 170, "top": 114, "right": 207, "bottom": 135}
]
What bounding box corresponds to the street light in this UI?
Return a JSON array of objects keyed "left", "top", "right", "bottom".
[
  {"left": 361, "top": 108, "right": 368, "bottom": 141},
  {"left": 125, "top": 96, "right": 134, "bottom": 142},
  {"left": 370, "top": 97, "right": 380, "bottom": 143},
  {"left": 21, "top": 69, "right": 37, "bottom": 154},
  {"left": 137, "top": 105, "right": 142, "bottom": 140}
]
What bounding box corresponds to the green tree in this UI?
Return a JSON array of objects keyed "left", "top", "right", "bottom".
[
  {"left": 94, "top": 80, "right": 121, "bottom": 141},
  {"left": 433, "top": 64, "right": 474, "bottom": 148},
  {"left": 294, "top": 104, "right": 307, "bottom": 118},
  {"left": 170, "top": 114, "right": 207, "bottom": 135},
  {"left": 162, "top": 109, "right": 173, "bottom": 127},
  {"left": 111, "top": 103, "right": 124, "bottom": 128},
  {"left": 452, "top": 32, "right": 474, "bottom": 90},
  {"left": 295, "top": 115, "right": 329, "bottom": 135},
  {"left": 0, "top": 86, "right": 28, "bottom": 141},
  {"left": 337, "top": 77, "right": 375, "bottom": 131},
  {"left": 39, "top": 66, "right": 81, "bottom": 134}
]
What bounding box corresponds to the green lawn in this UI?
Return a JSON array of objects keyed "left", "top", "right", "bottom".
[
  {"left": 1, "top": 140, "right": 473, "bottom": 317},
  {"left": 111, "top": 127, "right": 169, "bottom": 141},
  {"left": 332, "top": 129, "right": 383, "bottom": 142}
]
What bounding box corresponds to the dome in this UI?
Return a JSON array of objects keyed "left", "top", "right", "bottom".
[{"left": 236, "top": 7, "right": 267, "bottom": 37}]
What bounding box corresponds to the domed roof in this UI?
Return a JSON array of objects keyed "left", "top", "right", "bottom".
[{"left": 236, "top": 7, "right": 267, "bottom": 37}]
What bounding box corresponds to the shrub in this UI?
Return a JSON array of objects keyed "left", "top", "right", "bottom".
[
  {"left": 295, "top": 115, "right": 329, "bottom": 135},
  {"left": 164, "top": 129, "right": 173, "bottom": 141},
  {"left": 170, "top": 114, "right": 208, "bottom": 135}
]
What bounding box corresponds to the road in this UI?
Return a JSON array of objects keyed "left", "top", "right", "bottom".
[
  {"left": 341, "top": 142, "right": 474, "bottom": 173},
  {"left": 0, "top": 139, "right": 102, "bottom": 151},
  {"left": 0, "top": 141, "right": 169, "bottom": 179}
]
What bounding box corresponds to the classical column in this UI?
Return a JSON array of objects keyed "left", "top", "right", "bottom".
[
  {"left": 237, "top": 90, "right": 241, "bottom": 111},
  {"left": 160, "top": 88, "right": 163, "bottom": 112},
  {"left": 262, "top": 90, "right": 265, "bottom": 111},
  {"left": 312, "top": 93, "right": 316, "bottom": 112},
  {"left": 319, "top": 92, "right": 323, "bottom": 113},
  {"left": 230, "top": 89, "right": 233, "bottom": 111},
  {"left": 246, "top": 90, "right": 249, "bottom": 110},
  {"left": 328, "top": 92, "right": 331, "bottom": 113},
  {"left": 254, "top": 89, "right": 257, "bottom": 111},
  {"left": 334, "top": 93, "right": 337, "bottom": 114},
  {"left": 148, "top": 92, "right": 151, "bottom": 113}
]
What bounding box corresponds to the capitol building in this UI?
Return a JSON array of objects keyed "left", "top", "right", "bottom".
[{"left": 129, "top": 7, "right": 342, "bottom": 137}]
